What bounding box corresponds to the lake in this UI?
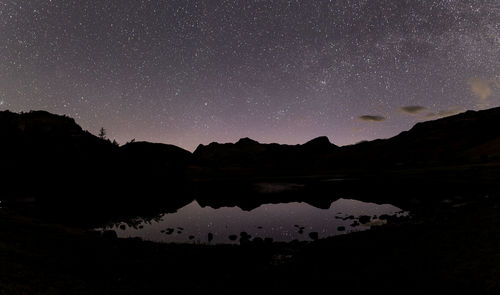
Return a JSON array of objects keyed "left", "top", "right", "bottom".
[{"left": 102, "top": 198, "right": 407, "bottom": 244}]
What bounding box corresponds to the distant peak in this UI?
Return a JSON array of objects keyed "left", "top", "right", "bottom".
[
  {"left": 236, "top": 137, "right": 259, "bottom": 145},
  {"left": 304, "top": 136, "right": 333, "bottom": 146}
]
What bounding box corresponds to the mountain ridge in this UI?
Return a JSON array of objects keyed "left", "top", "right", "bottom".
[
  {"left": 2, "top": 106, "right": 500, "bottom": 170},
  {"left": 0, "top": 106, "right": 499, "bottom": 224}
]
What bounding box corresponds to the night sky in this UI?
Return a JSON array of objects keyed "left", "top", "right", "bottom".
[{"left": 1, "top": 1, "right": 499, "bottom": 151}]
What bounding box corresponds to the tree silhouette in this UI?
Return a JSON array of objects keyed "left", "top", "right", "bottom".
[{"left": 98, "top": 127, "right": 107, "bottom": 139}]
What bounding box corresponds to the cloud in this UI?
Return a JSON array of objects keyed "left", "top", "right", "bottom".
[
  {"left": 358, "top": 115, "right": 386, "bottom": 122},
  {"left": 352, "top": 127, "right": 367, "bottom": 133},
  {"left": 468, "top": 77, "right": 494, "bottom": 100},
  {"left": 400, "top": 105, "right": 426, "bottom": 114}
]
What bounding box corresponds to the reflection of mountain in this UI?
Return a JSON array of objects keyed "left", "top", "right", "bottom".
[
  {"left": 1, "top": 107, "right": 499, "bottom": 223},
  {"left": 109, "top": 199, "right": 403, "bottom": 244}
]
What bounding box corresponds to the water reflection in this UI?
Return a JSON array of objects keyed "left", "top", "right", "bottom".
[{"left": 104, "top": 198, "right": 406, "bottom": 244}]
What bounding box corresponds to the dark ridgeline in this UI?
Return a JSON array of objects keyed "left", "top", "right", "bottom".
[
  {"left": 193, "top": 135, "right": 338, "bottom": 173},
  {"left": 1, "top": 107, "right": 500, "bottom": 224},
  {"left": 0, "top": 110, "right": 193, "bottom": 225},
  {"left": 191, "top": 107, "right": 500, "bottom": 209},
  {"left": 194, "top": 107, "right": 500, "bottom": 171},
  {"left": 191, "top": 136, "right": 339, "bottom": 210},
  {"left": 333, "top": 108, "right": 500, "bottom": 168}
]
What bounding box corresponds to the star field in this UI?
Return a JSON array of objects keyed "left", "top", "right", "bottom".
[{"left": 1, "top": 0, "right": 499, "bottom": 151}]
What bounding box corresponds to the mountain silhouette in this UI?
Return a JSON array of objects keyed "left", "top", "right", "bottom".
[
  {"left": 193, "top": 107, "right": 500, "bottom": 172},
  {"left": 0, "top": 110, "right": 116, "bottom": 199},
  {"left": 120, "top": 141, "right": 192, "bottom": 170},
  {"left": 302, "top": 136, "right": 335, "bottom": 150},
  {"left": 0, "top": 110, "right": 115, "bottom": 155},
  {"left": 4, "top": 107, "right": 498, "bottom": 177},
  {"left": 0, "top": 110, "right": 192, "bottom": 225},
  {"left": 193, "top": 135, "right": 338, "bottom": 170},
  {"left": 1, "top": 107, "right": 499, "bottom": 223},
  {"left": 332, "top": 107, "right": 500, "bottom": 168}
]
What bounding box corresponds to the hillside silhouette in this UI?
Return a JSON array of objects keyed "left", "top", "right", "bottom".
[
  {"left": 193, "top": 107, "right": 500, "bottom": 172},
  {"left": 0, "top": 110, "right": 192, "bottom": 224},
  {"left": 334, "top": 108, "right": 500, "bottom": 168},
  {"left": 1, "top": 107, "right": 499, "bottom": 223}
]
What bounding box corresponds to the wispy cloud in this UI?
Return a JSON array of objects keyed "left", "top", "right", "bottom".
[
  {"left": 358, "top": 115, "right": 386, "bottom": 122},
  {"left": 468, "top": 77, "right": 498, "bottom": 101},
  {"left": 400, "top": 105, "right": 426, "bottom": 114}
]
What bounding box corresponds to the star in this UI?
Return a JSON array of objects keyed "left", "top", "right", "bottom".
[{"left": 0, "top": 0, "right": 497, "bottom": 150}]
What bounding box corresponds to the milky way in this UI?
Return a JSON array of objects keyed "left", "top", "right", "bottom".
[{"left": 1, "top": 0, "right": 499, "bottom": 151}]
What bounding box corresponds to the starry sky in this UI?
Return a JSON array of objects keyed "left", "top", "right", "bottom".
[{"left": 1, "top": 0, "right": 499, "bottom": 151}]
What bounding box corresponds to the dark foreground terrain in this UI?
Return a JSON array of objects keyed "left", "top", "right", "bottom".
[
  {"left": 1, "top": 171, "right": 500, "bottom": 295},
  {"left": 1, "top": 108, "right": 500, "bottom": 294}
]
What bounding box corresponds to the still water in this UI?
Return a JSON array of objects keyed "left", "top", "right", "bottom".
[{"left": 103, "top": 198, "right": 406, "bottom": 244}]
